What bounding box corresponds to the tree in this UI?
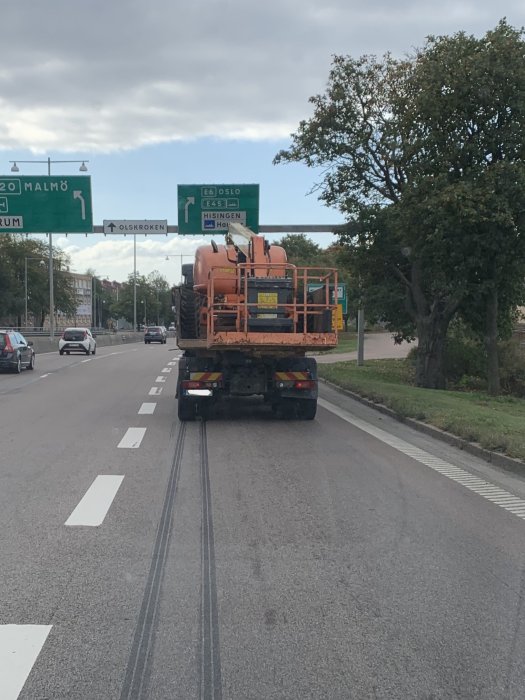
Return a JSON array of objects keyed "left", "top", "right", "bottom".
[
  {"left": 0, "top": 235, "right": 76, "bottom": 327},
  {"left": 275, "top": 21, "right": 525, "bottom": 390},
  {"left": 398, "top": 21, "right": 525, "bottom": 393}
]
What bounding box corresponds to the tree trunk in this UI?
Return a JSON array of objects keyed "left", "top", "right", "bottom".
[
  {"left": 415, "top": 315, "right": 449, "bottom": 389},
  {"left": 484, "top": 287, "right": 500, "bottom": 395}
]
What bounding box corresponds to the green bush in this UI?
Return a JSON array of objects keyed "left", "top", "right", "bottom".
[
  {"left": 444, "top": 323, "right": 486, "bottom": 385},
  {"left": 499, "top": 339, "right": 525, "bottom": 397}
]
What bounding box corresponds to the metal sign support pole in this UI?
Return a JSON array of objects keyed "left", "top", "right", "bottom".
[{"left": 133, "top": 234, "right": 137, "bottom": 332}]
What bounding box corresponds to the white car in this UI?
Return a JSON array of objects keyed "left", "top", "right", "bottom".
[{"left": 59, "top": 327, "right": 96, "bottom": 355}]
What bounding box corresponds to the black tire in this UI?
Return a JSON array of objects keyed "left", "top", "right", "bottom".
[
  {"left": 85, "top": 348, "right": 90, "bottom": 355},
  {"left": 178, "top": 396, "right": 196, "bottom": 421},
  {"left": 179, "top": 285, "right": 198, "bottom": 338},
  {"left": 28, "top": 353, "right": 35, "bottom": 370},
  {"left": 14, "top": 355, "right": 21, "bottom": 374},
  {"left": 297, "top": 399, "right": 317, "bottom": 420},
  {"left": 66, "top": 351, "right": 70, "bottom": 355},
  {"left": 92, "top": 347, "right": 96, "bottom": 355},
  {"left": 59, "top": 350, "right": 64, "bottom": 355}
]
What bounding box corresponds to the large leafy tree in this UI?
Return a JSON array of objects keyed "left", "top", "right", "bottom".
[
  {"left": 0, "top": 235, "right": 76, "bottom": 327},
  {"left": 399, "top": 21, "right": 525, "bottom": 392},
  {"left": 275, "top": 20, "right": 525, "bottom": 390}
]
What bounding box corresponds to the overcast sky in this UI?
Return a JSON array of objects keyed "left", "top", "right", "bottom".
[{"left": 1, "top": 0, "right": 524, "bottom": 283}]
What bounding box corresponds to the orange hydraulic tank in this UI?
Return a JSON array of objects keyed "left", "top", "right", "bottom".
[{"left": 193, "top": 243, "right": 288, "bottom": 295}]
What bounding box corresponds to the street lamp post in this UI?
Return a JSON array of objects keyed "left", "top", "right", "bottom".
[
  {"left": 9, "top": 157, "right": 89, "bottom": 340},
  {"left": 164, "top": 254, "right": 194, "bottom": 283},
  {"left": 141, "top": 299, "right": 147, "bottom": 326}
]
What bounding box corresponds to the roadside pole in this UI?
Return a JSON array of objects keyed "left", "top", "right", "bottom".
[
  {"left": 357, "top": 308, "right": 365, "bottom": 366},
  {"left": 133, "top": 234, "right": 137, "bottom": 332}
]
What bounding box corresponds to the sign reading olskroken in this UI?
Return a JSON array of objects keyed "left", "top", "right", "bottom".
[
  {"left": 0, "top": 176, "right": 92, "bottom": 233},
  {"left": 103, "top": 220, "right": 168, "bottom": 235},
  {"left": 178, "top": 184, "right": 259, "bottom": 235}
]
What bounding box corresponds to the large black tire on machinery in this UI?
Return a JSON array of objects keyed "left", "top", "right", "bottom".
[{"left": 178, "top": 263, "right": 199, "bottom": 339}]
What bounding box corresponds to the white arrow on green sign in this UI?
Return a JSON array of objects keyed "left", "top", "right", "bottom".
[
  {"left": 0, "top": 176, "right": 93, "bottom": 233},
  {"left": 178, "top": 184, "right": 259, "bottom": 235}
]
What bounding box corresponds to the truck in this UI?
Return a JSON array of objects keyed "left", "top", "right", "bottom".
[{"left": 172, "top": 223, "right": 338, "bottom": 421}]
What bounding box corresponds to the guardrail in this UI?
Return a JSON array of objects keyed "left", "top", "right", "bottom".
[{"left": 5, "top": 327, "right": 130, "bottom": 337}]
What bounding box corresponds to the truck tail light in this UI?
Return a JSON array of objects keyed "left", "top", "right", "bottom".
[{"left": 294, "top": 380, "right": 315, "bottom": 390}]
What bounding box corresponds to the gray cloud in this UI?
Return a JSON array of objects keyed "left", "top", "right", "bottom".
[{"left": 1, "top": 0, "right": 523, "bottom": 152}]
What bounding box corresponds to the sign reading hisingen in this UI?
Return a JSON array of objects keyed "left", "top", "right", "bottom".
[
  {"left": 178, "top": 184, "right": 259, "bottom": 235},
  {"left": 0, "top": 176, "right": 93, "bottom": 233}
]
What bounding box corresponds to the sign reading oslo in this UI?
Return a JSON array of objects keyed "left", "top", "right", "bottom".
[
  {"left": 0, "top": 176, "right": 93, "bottom": 233},
  {"left": 178, "top": 184, "right": 259, "bottom": 235}
]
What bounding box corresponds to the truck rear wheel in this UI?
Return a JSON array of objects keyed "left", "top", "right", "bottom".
[
  {"left": 178, "top": 396, "right": 196, "bottom": 421},
  {"left": 297, "top": 398, "right": 317, "bottom": 420}
]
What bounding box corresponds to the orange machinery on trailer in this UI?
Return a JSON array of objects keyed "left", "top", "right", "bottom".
[{"left": 173, "top": 223, "right": 338, "bottom": 420}]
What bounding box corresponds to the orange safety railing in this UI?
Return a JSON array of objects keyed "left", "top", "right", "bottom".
[{"left": 205, "top": 263, "right": 339, "bottom": 344}]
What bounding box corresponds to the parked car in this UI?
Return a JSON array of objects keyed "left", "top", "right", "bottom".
[
  {"left": 59, "top": 327, "right": 96, "bottom": 355},
  {"left": 168, "top": 324, "right": 176, "bottom": 331},
  {"left": 144, "top": 326, "right": 167, "bottom": 344},
  {"left": 0, "top": 330, "right": 35, "bottom": 373}
]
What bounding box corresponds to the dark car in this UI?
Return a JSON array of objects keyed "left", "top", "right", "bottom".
[
  {"left": 0, "top": 330, "right": 35, "bottom": 373},
  {"left": 144, "top": 326, "right": 167, "bottom": 344}
]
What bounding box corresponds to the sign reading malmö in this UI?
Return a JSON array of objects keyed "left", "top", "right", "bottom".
[
  {"left": 178, "top": 184, "right": 259, "bottom": 235},
  {"left": 0, "top": 176, "right": 93, "bottom": 233}
]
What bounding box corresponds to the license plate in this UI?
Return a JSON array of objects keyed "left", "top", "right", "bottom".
[{"left": 69, "top": 344, "right": 79, "bottom": 347}]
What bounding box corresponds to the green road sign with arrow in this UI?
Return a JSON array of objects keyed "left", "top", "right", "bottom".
[
  {"left": 178, "top": 184, "right": 259, "bottom": 235},
  {"left": 0, "top": 175, "right": 93, "bottom": 233}
]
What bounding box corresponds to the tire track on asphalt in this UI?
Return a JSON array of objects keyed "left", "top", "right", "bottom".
[
  {"left": 119, "top": 421, "right": 186, "bottom": 700},
  {"left": 199, "top": 420, "right": 223, "bottom": 700}
]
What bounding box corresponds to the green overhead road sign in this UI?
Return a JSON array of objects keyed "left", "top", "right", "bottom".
[
  {"left": 178, "top": 184, "right": 259, "bottom": 235},
  {"left": 0, "top": 176, "right": 93, "bottom": 233}
]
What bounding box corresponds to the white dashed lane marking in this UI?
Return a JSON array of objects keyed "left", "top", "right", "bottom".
[
  {"left": 161, "top": 367, "right": 171, "bottom": 373},
  {"left": 39, "top": 374, "right": 49, "bottom": 379},
  {"left": 65, "top": 475, "right": 125, "bottom": 526},
  {"left": 118, "top": 427, "right": 147, "bottom": 449},
  {"left": 155, "top": 376, "right": 166, "bottom": 383},
  {"left": 0, "top": 625, "right": 52, "bottom": 700},
  {"left": 149, "top": 387, "right": 162, "bottom": 396},
  {"left": 138, "top": 402, "right": 156, "bottom": 415},
  {"left": 319, "top": 398, "right": 525, "bottom": 522}
]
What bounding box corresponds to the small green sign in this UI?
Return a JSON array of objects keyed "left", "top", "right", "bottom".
[
  {"left": 308, "top": 282, "right": 347, "bottom": 314},
  {"left": 178, "top": 184, "right": 259, "bottom": 235},
  {"left": 0, "top": 176, "right": 93, "bottom": 233}
]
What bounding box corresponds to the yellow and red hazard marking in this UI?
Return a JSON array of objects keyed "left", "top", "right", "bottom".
[
  {"left": 189, "top": 372, "right": 223, "bottom": 381},
  {"left": 274, "top": 371, "right": 310, "bottom": 381}
]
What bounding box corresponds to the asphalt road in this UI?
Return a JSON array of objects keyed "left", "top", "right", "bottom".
[{"left": 2, "top": 342, "right": 525, "bottom": 698}]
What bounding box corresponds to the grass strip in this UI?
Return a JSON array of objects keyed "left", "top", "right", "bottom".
[{"left": 318, "top": 359, "right": 525, "bottom": 463}]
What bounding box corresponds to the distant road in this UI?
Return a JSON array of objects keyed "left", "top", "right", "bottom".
[
  {"left": 2, "top": 341, "right": 525, "bottom": 699},
  {"left": 315, "top": 331, "right": 413, "bottom": 363}
]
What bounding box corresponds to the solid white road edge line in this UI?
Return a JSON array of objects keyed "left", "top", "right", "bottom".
[
  {"left": 117, "top": 427, "right": 147, "bottom": 449},
  {"left": 138, "top": 402, "right": 156, "bottom": 415},
  {"left": 318, "top": 397, "right": 525, "bottom": 521},
  {"left": 65, "top": 475, "right": 125, "bottom": 526},
  {"left": 0, "top": 624, "right": 52, "bottom": 700}
]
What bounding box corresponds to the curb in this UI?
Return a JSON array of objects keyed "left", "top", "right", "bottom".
[{"left": 319, "top": 378, "right": 525, "bottom": 476}]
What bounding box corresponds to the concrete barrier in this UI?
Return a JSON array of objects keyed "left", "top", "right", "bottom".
[{"left": 30, "top": 332, "right": 145, "bottom": 354}]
